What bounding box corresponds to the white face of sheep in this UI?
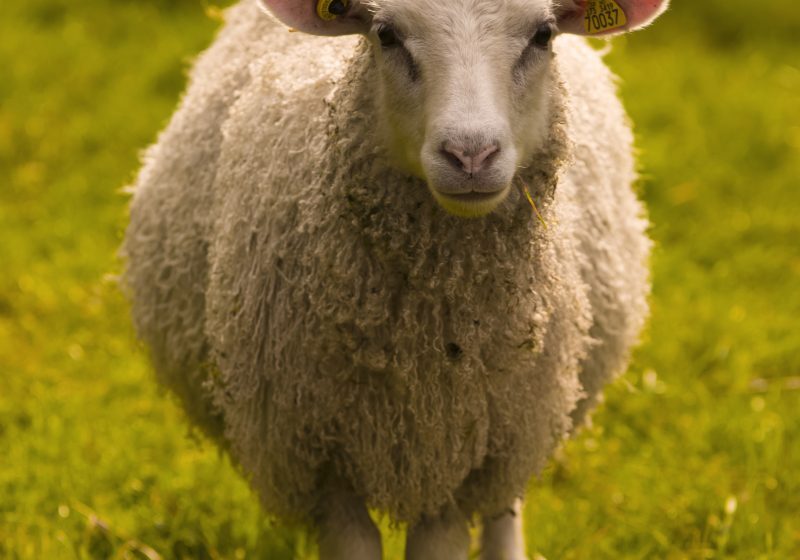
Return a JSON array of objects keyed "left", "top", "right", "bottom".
[
  {"left": 259, "top": 0, "right": 669, "bottom": 217},
  {"left": 369, "top": 0, "right": 555, "bottom": 218}
]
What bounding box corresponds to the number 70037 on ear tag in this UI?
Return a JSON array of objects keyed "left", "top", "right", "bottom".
[{"left": 584, "top": 0, "right": 628, "bottom": 34}]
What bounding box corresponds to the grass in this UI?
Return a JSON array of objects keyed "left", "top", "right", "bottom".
[{"left": 1, "top": 0, "right": 798, "bottom": 558}]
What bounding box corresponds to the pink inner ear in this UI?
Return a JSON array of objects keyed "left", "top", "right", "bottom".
[
  {"left": 258, "top": 0, "right": 365, "bottom": 36},
  {"left": 623, "top": 0, "right": 669, "bottom": 28},
  {"left": 558, "top": 0, "right": 669, "bottom": 36}
]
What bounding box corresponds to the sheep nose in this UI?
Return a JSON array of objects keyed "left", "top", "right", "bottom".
[{"left": 441, "top": 141, "right": 500, "bottom": 176}]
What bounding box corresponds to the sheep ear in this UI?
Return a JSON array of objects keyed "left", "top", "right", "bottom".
[
  {"left": 257, "top": 0, "right": 370, "bottom": 36},
  {"left": 556, "top": 0, "right": 669, "bottom": 36}
]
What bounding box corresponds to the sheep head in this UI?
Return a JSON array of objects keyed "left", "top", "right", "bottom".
[{"left": 258, "top": 0, "right": 669, "bottom": 217}]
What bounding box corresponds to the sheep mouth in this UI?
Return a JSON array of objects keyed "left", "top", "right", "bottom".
[{"left": 430, "top": 186, "right": 510, "bottom": 218}]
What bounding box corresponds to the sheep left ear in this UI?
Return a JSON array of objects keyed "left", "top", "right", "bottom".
[
  {"left": 556, "top": 0, "right": 669, "bottom": 36},
  {"left": 257, "top": 0, "right": 370, "bottom": 36}
]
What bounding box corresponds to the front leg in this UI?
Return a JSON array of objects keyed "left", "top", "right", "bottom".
[
  {"left": 405, "top": 505, "right": 470, "bottom": 560},
  {"left": 315, "top": 488, "right": 382, "bottom": 560},
  {"left": 480, "top": 499, "right": 526, "bottom": 560}
]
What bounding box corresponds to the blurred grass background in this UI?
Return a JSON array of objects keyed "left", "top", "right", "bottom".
[{"left": 0, "top": 0, "right": 798, "bottom": 558}]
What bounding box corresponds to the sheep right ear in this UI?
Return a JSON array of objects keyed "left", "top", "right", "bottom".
[
  {"left": 257, "top": 0, "right": 371, "bottom": 36},
  {"left": 557, "top": 0, "right": 669, "bottom": 36}
]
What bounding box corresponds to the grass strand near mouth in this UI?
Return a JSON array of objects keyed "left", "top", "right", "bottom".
[{"left": 518, "top": 178, "right": 549, "bottom": 229}]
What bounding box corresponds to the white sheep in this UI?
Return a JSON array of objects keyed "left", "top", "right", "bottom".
[{"left": 123, "top": 0, "right": 668, "bottom": 558}]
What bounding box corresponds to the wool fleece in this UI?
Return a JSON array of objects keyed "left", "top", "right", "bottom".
[{"left": 123, "top": 0, "right": 650, "bottom": 524}]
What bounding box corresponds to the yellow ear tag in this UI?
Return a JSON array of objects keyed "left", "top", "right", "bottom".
[
  {"left": 584, "top": 0, "right": 628, "bottom": 34},
  {"left": 316, "top": 0, "right": 349, "bottom": 21}
]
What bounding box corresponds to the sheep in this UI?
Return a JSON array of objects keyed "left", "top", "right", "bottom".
[{"left": 122, "top": 0, "right": 668, "bottom": 558}]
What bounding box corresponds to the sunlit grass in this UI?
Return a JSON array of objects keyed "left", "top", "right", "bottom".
[{"left": 1, "top": 0, "right": 798, "bottom": 558}]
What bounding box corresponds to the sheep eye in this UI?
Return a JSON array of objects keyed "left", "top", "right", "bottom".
[
  {"left": 374, "top": 23, "right": 418, "bottom": 80},
  {"left": 377, "top": 25, "right": 400, "bottom": 48},
  {"left": 531, "top": 22, "right": 554, "bottom": 48}
]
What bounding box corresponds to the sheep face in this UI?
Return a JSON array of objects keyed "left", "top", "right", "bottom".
[{"left": 364, "top": 0, "right": 558, "bottom": 218}]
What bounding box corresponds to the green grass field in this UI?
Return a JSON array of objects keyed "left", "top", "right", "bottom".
[{"left": 1, "top": 0, "right": 798, "bottom": 558}]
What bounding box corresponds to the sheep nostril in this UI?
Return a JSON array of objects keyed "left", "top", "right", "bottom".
[
  {"left": 441, "top": 147, "right": 468, "bottom": 173},
  {"left": 472, "top": 144, "right": 499, "bottom": 171}
]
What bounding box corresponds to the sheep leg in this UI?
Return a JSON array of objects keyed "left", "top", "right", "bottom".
[
  {"left": 316, "top": 489, "right": 382, "bottom": 560},
  {"left": 405, "top": 506, "right": 470, "bottom": 560},
  {"left": 480, "top": 499, "right": 526, "bottom": 560}
]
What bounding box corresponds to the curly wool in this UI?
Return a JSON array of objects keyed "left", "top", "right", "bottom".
[{"left": 123, "top": 0, "right": 650, "bottom": 524}]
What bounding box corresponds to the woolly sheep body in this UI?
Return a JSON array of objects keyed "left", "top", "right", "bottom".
[{"left": 123, "top": 0, "right": 650, "bottom": 525}]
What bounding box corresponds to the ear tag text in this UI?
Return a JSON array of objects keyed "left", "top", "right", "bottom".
[
  {"left": 584, "top": 0, "right": 628, "bottom": 34},
  {"left": 316, "top": 0, "right": 349, "bottom": 21}
]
